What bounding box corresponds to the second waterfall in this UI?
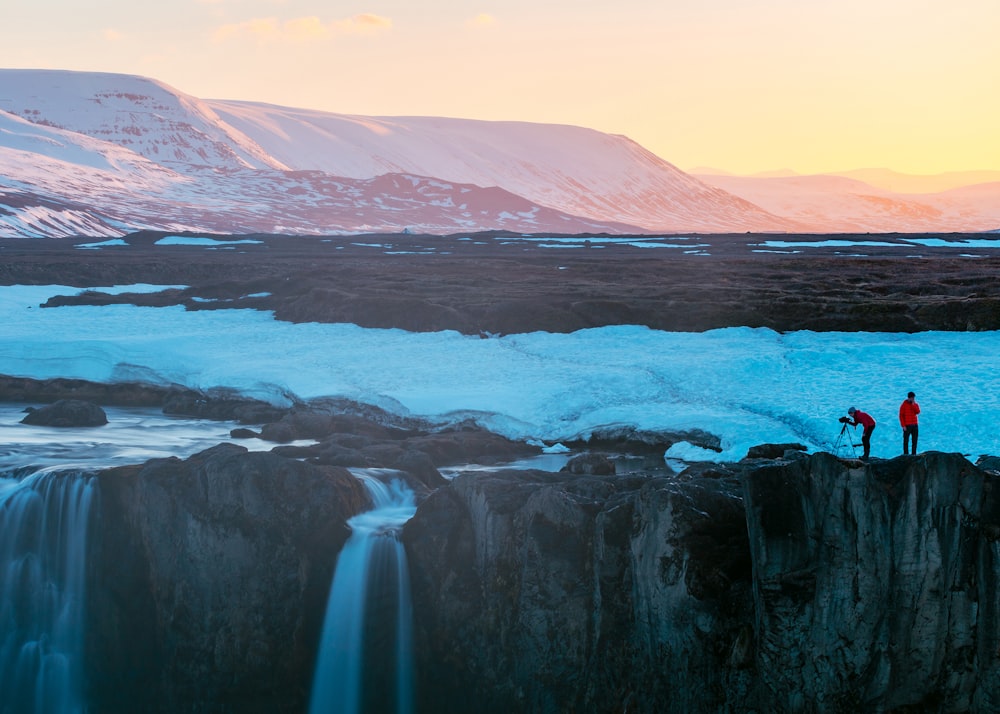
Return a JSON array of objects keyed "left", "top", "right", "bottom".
[{"left": 309, "top": 471, "right": 417, "bottom": 714}]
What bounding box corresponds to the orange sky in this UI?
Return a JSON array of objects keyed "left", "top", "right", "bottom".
[{"left": 3, "top": 0, "right": 999, "bottom": 176}]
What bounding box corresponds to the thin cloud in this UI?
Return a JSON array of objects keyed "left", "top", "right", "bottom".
[
  {"left": 467, "top": 13, "right": 497, "bottom": 28},
  {"left": 332, "top": 13, "right": 392, "bottom": 35},
  {"left": 213, "top": 13, "right": 391, "bottom": 43},
  {"left": 103, "top": 28, "right": 123, "bottom": 42}
]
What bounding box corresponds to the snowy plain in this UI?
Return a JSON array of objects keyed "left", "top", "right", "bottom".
[{"left": 2, "top": 279, "right": 999, "bottom": 468}]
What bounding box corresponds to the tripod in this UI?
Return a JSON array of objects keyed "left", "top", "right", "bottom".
[{"left": 833, "top": 420, "right": 860, "bottom": 459}]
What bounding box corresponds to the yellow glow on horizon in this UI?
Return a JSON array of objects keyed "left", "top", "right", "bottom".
[{"left": 2, "top": 0, "right": 998, "bottom": 175}]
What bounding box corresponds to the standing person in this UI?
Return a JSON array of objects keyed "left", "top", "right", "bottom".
[
  {"left": 847, "top": 406, "right": 876, "bottom": 460},
  {"left": 899, "top": 391, "right": 920, "bottom": 454}
]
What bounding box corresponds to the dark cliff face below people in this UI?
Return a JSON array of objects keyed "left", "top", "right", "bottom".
[{"left": 405, "top": 452, "right": 1000, "bottom": 714}]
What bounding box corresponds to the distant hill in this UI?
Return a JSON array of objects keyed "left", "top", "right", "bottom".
[{"left": 694, "top": 172, "right": 1000, "bottom": 233}]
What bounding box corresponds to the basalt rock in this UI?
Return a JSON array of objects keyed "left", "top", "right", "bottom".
[
  {"left": 744, "top": 451, "right": 1000, "bottom": 712},
  {"left": 564, "top": 424, "right": 724, "bottom": 455},
  {"left": 267, "top": 418, "right": 541, "bottom": 494},
  {"left": 560, "top": 451, "right": 616, "bottom": 475},
  {"left": 744, "top": 442, "right": 808, "bottom": 460},
  {"left": 404, "top": 451, "right": 1000, "bottom": 713},
  {"left": 20, "top": 398, "right": 108, "bottom": 427},
  {"left": 403, "top": 467, "right": 754, "bottom": 713},
  {"left": 86, "top": 443, "right": 369, "bottom": 714}
]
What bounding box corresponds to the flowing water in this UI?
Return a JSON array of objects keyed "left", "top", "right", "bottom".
[
  {"left": 309, "top": 470, "right": 417, "bottom": 714},
  {"left": 0, "top": 468, "right": 96, "bottom": 714}
]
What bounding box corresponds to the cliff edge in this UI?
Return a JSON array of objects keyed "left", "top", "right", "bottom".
[{"left": 405, "top": 451, "right": 1000, "bottom": 713}]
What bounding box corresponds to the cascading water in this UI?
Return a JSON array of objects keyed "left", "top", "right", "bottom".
[
  {"left": 0, "top": 468, "right": 96, "bottom": 714},
  {"left": 309, "top": 471, "right": 417, "bottom": 714}
]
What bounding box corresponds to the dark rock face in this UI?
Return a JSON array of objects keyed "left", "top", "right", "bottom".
[
  {"left": 744, "top": 451, "right": 1000, "bottom": 712},
  {"left": 20, "top": 398, "right": 108, "bottom": 426},
  {"left": 403, "top": 468, "right": 754, "bottom": 713},
  {"left": 86, "top": 443, "right": 369, "bottom": 714},
  {"left": 405, "top": 452, "right": 1000, "bottom": 713},
  {"left": 0, "top": 375, "right": 169, "bottom": 406}
]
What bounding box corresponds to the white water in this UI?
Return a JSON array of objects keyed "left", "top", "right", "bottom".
[
  {"left": 309, "top": 471, "right": 417, "bottom": 714},
  {"left": 0, "top": 468, "right": 96, "bottom": 714}
]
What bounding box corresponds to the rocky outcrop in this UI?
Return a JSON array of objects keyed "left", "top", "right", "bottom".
[
  {"left": 85, "top": 443, "right": 369, "bottom": 714},
  {"left": 403, "top": 467, "right": 753, "bottom": 713},
  {"left": 745, "top": 442, "right": 808, "bottom": 459},
  {"left": 404, "top": 452, "right": 1000, "bottom": 713},
  {"left": 744, "top": 451, "right": 1000, "bottom": 712},
  {"left": 20, "top": 398, "right": 108, "bottom": 426},
  {"left": 560, "top": 452, "right": 616, "bottom": 475}
]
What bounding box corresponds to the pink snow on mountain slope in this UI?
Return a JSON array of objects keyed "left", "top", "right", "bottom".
[
  {"left": 695, "top": 173, "right": 1000, "bottom": 233},
  {"left": 206, "top": 101, "right": 796, "bottom": 233},
  {"left": 0, "top": 69, "right": 284, "bottom": 171}
]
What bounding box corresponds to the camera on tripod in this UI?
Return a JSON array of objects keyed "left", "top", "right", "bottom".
[{"left": 838, "top": 416, "right": 850, "bottom": 424}]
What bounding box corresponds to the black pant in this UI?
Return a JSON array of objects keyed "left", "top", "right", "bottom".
[
  {"left": 861, "top": 425, "right": 874, "bottom": 459},
  {"left": 903, "top": 424, "right": 918, "bottom": 454}
]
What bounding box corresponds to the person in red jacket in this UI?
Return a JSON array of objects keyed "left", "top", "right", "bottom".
[
  {"left": 846, "top": 406, "right": 876, "bottom": 460},
  {"left": 899, "top": 391, "right": 920, "bottom": 454}
]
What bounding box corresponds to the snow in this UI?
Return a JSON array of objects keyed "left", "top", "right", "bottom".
[
  {"left": 2, "top": 284, "right": 998, "bottom": 465},
  {"left": 76, "top": 239, "right": 128, "bottom": 249},
  {"left": 155, "top": 236, "right": 264, "bottom": 246}
]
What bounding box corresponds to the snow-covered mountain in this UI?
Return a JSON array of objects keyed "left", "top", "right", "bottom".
[
  {"left": 0, "top": 68, "right": 996, "bottom": 238},
  {"left": 0, "top": 68, "right": 797, "bottom": 237},
  {"left": 206, "top": 101, "right": 794, "bottom": 233}
]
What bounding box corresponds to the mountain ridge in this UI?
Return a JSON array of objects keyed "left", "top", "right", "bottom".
[{"left": 0, "top": 68, "right": 997, "bottom": 237}]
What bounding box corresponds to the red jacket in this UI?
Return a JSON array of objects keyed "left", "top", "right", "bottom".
[
  {"left": 899, "top": 400, "right": 920, "bottom": 427},
  {"left": 851, "top": 410, "right": 876, "bottom": 429}
]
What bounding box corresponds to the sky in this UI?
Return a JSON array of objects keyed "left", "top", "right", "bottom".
[
  {"left": 3, "top": 263, "right": 1000, "bottom": 465},
  {"left": 3, "top": 0, "right": 999, "bottom": 177}
]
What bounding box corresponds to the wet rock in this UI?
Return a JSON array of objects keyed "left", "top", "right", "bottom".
[
  {"left": 567, "top": 425, "right": 722, "bottom": 456},
  {"left": 0, "top": 375, "right": 169, "bottom": 406},
  {"left": 258, "top": 410, "right": 416, "bottom": 443},
  {"left": 20, "top": 398, "right": 108, "bottom": 427},
  {"left": 160, "top": 389, "right": 286, "bottom": 423},
  {"left": 86, "top": 443, "right": 369, "bottom": 714},
  {"left": 560, "top": 452, "right": 616, "bottom": 475},
  {"left": 404, "top": 451, "right": 1000, "bottom": 713},
  {"left": 403, "top": 468, "right": 753, "bottom": 713},
  {"left": 977, "top": 455, "right": 1000, "bottom": 474},
  {"left": 743, "top": 451, "right": 1000, "bottom": 712},
  {"left": 744, "top": 442, "right": 808, "bottom": 459}
]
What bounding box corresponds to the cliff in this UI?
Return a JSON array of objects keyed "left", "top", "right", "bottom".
[
  {"left": 42, "top": 423, "right": 1000, "bottom": 712},
  {"left": 745, "top": 451, "right": 1000, "bottom": 712},
  {"left": 403, "top": 466, "right": 754, "bottom": 712},
  {"left": 404, "top": 451, "right": 1000, "bottom": 713},
  {"left": 85, "top": 443, "right": 369, "bottom": 714}
]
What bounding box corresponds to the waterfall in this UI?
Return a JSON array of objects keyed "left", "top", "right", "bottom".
[
  {"left": 0, "top": 468, "right": 96, "bottom": 714},
  {"left": 309, "top": 471, "right": 417, "bottom": 714}
]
